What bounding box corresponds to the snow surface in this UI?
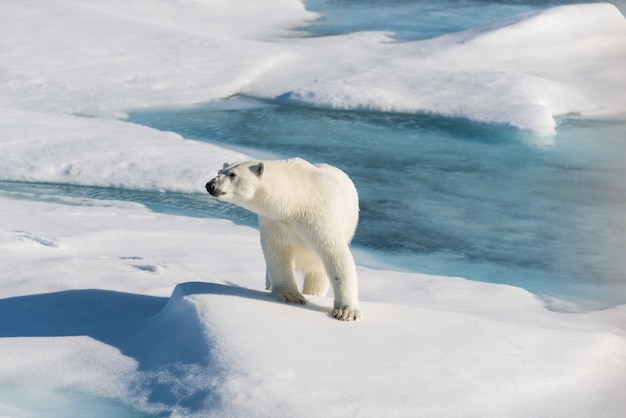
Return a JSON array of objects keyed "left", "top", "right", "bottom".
[
  {"left": 1, "top": 1, "right": 625, "bottom": 136},
  {"left": 1, "top": 0, "right": 626, "bottom": 416},
  {"left": 2, "top": 195, "right": 625, "bottom": 417},
  {"left": 0, "top": 108, "right": 247, "bottom": 192}
]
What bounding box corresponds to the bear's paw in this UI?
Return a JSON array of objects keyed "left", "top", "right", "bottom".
[
  {"left": 332, "top": 306, "right": 362, "bottom": 321},
  {"left": 273, "top": 289, "right": 307, "bottom": 305}
]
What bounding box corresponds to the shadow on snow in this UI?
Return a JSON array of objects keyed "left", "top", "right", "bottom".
[{"left": 0, "top": 282, "right": 273, "bottom": 416}]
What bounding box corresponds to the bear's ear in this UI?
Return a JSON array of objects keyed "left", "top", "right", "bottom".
[
  {"left": 222, "top": 162, "right": 230, "bottom": 169},
  {"left": 250, "top": 162, "right": 264, "bottom": 176}
]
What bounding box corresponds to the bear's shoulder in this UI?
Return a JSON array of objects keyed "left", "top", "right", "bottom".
[{"left": 284, "top": 157, "right": 314, "bottom": 169}]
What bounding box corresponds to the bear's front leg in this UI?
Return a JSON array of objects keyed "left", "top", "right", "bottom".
[
  {"left": 332, "top": 306, "right": 361, "bottom": 321},
  {"left": 260, "top": 217, "right": 307, "bottom": 305},
  {"left": 264, "top": 269, "right": 272, "bottom": 290},
  {"left": 266, "top": 253, "right": 307, "bottom": 305},
  {"left": 332, "top": 300, "right": 361, "bottom": 321},
  {"left": 274, "top": 288, "right": 307, "bottom": 305},
  {"left": 322, "top": 244, "right": 361, "bottom": 321}
]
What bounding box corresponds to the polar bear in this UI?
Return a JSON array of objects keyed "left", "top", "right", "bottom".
[{"left": 206, "top": 158, "right": 361, "bottom": 321}]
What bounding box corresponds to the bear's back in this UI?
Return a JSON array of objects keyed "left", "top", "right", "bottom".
[
  {"left": 312, "top": 161, "right": 359, "bottom": 240},
  {"left": 265, "top": 158, "right": 359, "bottom": 240}
]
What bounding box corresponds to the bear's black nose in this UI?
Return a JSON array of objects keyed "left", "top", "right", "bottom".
[{"left": 206, "top": 180, "right": 216, "bottom": 195}]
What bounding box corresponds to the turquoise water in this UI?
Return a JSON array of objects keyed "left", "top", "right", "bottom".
[
  {"left": 0, "top": 387, "right": 149, "bottom": 418},
  {"left": 303, "top": 0, "right": 623, "bottom": 41},
  {"left": 128, "top": 98, "right": 626, "bottom": 306}
]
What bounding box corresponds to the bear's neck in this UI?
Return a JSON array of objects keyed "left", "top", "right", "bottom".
[
  {"left": 237, "top": 159, "right": 313, "bottom": 220},
  {"left": 255, "top": 185, "right": 291, "bottom": 220},
  {"left": 249, "top": 177, "right": 300, "bottom": 220}
]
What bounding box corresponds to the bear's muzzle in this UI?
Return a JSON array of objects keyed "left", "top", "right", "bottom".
[{"left": 206, "top": 179, "right": 223, "bottom": 197}]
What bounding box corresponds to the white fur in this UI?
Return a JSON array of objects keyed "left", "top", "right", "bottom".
[{"left": 206, "top": 158, "right": 361, "bottom": 321}]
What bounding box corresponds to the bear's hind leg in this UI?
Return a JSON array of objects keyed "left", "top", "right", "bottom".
[
  {"left": 303, "top": 270, "right": 329, "bottom": 296},
  {"left": 299, "top": 251, "right": 329, "bottom": 296}
]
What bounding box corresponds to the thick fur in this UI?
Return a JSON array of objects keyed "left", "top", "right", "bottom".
[{"left": 206, "top": 158, "right": 361, "bottom": 321}]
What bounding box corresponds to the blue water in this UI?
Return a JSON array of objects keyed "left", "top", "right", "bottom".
[{"left": 304, "top": 0, "right": 625, "bottom": 41}]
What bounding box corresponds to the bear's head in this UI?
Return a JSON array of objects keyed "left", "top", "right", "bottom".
[{"left": 206, "top": 161, "right": 264, "bottom": 207}]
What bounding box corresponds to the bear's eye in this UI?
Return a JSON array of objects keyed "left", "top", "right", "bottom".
[{"left": 228, "top": 172, "right": 237, "bottom": 179}]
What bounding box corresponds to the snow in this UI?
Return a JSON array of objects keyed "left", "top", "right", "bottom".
[
  {"left": 0, "top": 108, "right": 246, "bottom": 192},
  {"left": 1, "top": 1, "right": 625, "bottom": 135},
  {"left": 1, "top": 0, "right": 626, "bottom": 416},
  {"left": 2, "top": 195, "right": 625, "bottom": 417},
  {"left": 256, "top": 3, "right": 626, "bottom": 135}
]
